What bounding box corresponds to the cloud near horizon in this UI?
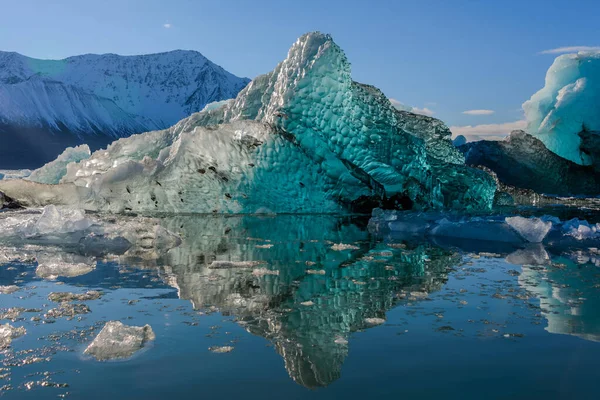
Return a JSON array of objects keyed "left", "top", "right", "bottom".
[
  {"left": 462, "top": 109, "right": 495, "bottom": 115},
  {"left": 450, "top": 120, "right": 527, "bottom": 142},
  {"left": 389, "top": 99, "right": 435, "bottom": 117},
  {"left": 539, "top": 46, "right": 600, "bottom": 54}
]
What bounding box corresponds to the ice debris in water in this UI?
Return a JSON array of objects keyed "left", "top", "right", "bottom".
[
  {"left": 26, "top": 144, "right": 91, "bottom": 184},
  {"left": 0, "top": 286, "right": 20, "bottom": 295},
  {"left": 562, "top": 218, "right": 600, "bottom": 240},
  {"left": 0, "top": 32, "right": 495, "bottom": 213},
  {"left": 36, "top": 254, "right": 96, "bottom": 280},
  {"left": 0, "top": 323, "right": 26, "bottom": 349},
  {"left": 506, "top": 216, "right": 552, "bottom": 243},
  {"left": 0, "top": 205, "right": 94, "bottom": 240},
  {"left": 48, "top": 291, "right": 102, "bottom": 302},
  {"left": 523, "top": 50, "right": 600, "bottom": 166},
  {"left": 208, "top": 346, "right": 234, "bottom": 353},
  {"left": 331, "top": 243, "right": 359, "bottom": 251},
  {"left": 84, "top": 321, "right": 155, "bottom": 361}
]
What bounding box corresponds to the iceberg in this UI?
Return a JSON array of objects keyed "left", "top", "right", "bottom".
[
  {"left": 505, "top": 216, "right": 552, "bottom": 243},
  {"left": 0, "top": 33, "right": 495, "bottom": 213},
  {"left": 460, "top": 130, "right": 600, "bottom": 196},
  {"left": 523, "top": 51, "right": 600, "bottom": 166}
]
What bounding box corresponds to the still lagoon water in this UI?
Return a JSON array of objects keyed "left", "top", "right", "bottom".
[{"left": 1, "top": 213, "right": 599, "bottom": 399}]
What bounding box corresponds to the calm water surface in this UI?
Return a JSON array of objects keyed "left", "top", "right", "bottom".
[{"left": 1, "top": 214, "right": 599, "bottom": 399}]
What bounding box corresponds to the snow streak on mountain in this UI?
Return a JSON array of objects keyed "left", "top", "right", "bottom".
[{"left": 0, "top": 50, "right": 250, "bottom": 168}]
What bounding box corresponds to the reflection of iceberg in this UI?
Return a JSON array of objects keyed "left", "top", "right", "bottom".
[
  {"left": 518, "top": 258, "right": 600, "bottom": 342},
  {"left": 148, "top": 215, "right": 456, "bottom": 387}
]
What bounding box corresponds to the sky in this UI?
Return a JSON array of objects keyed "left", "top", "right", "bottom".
[{"left": 1, "top": 0, "right": 599, "bottom": 138}]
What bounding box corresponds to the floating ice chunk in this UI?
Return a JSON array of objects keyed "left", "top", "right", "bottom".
[
  {"left": 506, "top": 216, "right": 552, "bottom": 243},
  {"left": 84, "top": 321, "right": 155, "bottom": 361},
  {"left": 0, "top": 285, "right": 20, "bottom": 294},
  {"left": 48, "top": 291, "right": 102, "bottom": 302},
  {"left": 306, "top": 269, "right": 326, "bottom": 275},
  {"left": 0, "top": 323, "right": 26, "bottom": 349},
  {"left": 32, "top": 205, "right": 94, "bottom": 237},
  {"left": 562, "top": 218, "right": 600, "bottom": 240},
  {"left": 208, "top": 346, "right": 234, "bottom": 353},
  {"left": 331, "top": 243, "right": 359, "bottom": 251},
  {"left": 0, "top": 205, "right": 94, "bottom": 240},
  {"left": 45, "top": 303, "right": 91, "bottom": 319},
  {"left": 26, "top": 145, "right": 91, "bottom": 184},
  {"left": 35, "top": 254, "right": 96, "bottom": 279}
]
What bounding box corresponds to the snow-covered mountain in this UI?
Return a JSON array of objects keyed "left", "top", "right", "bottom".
[{"left": 0, "top": 50, "right": 250, "bottom": 168}]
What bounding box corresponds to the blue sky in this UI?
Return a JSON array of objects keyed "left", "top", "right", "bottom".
[{"left": 1, "top": 0, "right": 598, "bottom": 135}]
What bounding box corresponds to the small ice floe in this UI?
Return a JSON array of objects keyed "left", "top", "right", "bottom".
[
  {"left": 0, "top": 323, "right": 26, "bottom": 349},
  {"left": 306, "top": 269, "right": 326, "bottom": 275},
  {"left": 48, "top": 291, "right": 102, "bottom": 302},
  {"left": 506, "top": 216, "right": 552, "bottom": 243},
  {"left": 364, "top": 317, "right": 386, "bottom": 326},
  {"left": 562, "top": 218, "right": 600, "bottom": 240},
  {"left": 45, "top": 303, "right": 90, "bottom": 319},
  {"left": 208, "top": 261, "right": 263, "bottom": 269},
  {"left": 35, "top": 254, "right": 95, "bottom": 279},
  {"left": 84, "top": 321, "right": 155, "bottom": 361},
  {"left": 252, "top": 268, "right": 279, "bottom": 277},
  {"left": 331, "top": 243, "right": 359, "bottom": 251},
  {"left": 209, "top": 346, "right": 234, "bottom": 353},
  {"left": 0, "top": 286, "right": 20, "bottom": 295}
]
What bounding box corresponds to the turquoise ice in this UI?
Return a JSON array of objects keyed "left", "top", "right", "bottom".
[{"left": 0, "top": 33, "right": 495, "bottom": 213}]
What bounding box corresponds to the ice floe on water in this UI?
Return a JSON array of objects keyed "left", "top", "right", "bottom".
[
  {"left": 0, "top": 323, "right": 26, "bottom": 349},
  {"left": 84, "top": 321, "right": 155, "bottom": 361}
]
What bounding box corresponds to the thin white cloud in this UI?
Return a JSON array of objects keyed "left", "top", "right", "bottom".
[
  {"left": 462, "top": 109, "right": 495, "bottom": 116},
  {"left": 389, "top": 99, "right": 435, "bottom": 116},
  {"left": 412, "top": 107, "right": 435, "bottom": 117},
  {"left": 163, "top": 23, "right": 172, "bottom": 29},
  {"left": 450, "top": 120, "right": 527, "bottom": 142},
  {"left": 539, "top": 46, "right": 600, "bottom": 55}
]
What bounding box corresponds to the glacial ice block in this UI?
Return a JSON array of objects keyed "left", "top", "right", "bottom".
[
  {"left": 523, "top": 51, "right": 600, "bottom": 165},
  {"left": 27, "top": 144, "right": 91, "bottom": 185},
  {"left": 84, "top": 321, "right": 155, "bottom": 361},
  {"left": 0, "top": 32, "right": 496, "bottom": 213}
]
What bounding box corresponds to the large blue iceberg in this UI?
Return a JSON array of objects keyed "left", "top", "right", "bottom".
[
  {"left": 0, "top": 33, "right": 495, "bottom": 213},
  {"left": 524, "top": 51, "right": 600, "bottom": 166}
]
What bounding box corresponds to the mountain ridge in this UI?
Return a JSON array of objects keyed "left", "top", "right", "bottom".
[{"left": 0, "top": 49, "right": 250, "bottom": 168}]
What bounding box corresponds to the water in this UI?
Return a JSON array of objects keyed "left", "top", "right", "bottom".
[{"left": 1, "top": 214, "right": 599, "bottom": 399}]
